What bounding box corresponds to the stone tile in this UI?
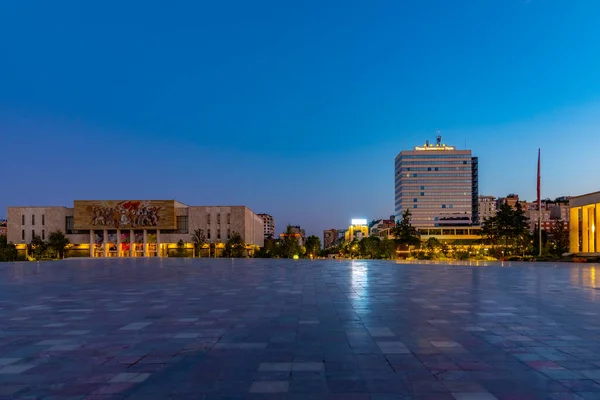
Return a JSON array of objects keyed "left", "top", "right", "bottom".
[
  {"left": 259, "top": 362, "right": 293, "bottom": 372},
  {"left": 367, "top": 327, "right": 395, "bottom": 337},
  {"left": 0, "top": 358, "right": 22, "bottom": 366},
  {"left": 432, "top": 341, "right": 463, "bottom": 348},
  {"left": 249, "top": 380, "right": 289, "bottom": 393},
  {"left": 63, "top": 330, "right": 90, "bottom": 335},
  {"left": 119, "top": 322, "right": 152, "bottom": 330},
  {"left": 0, "top": 364, "right": 36, "bottom": 374},
  {"left": 452, "top": 393, "right": 498, "bottom": 400},
  {"left": 174, "top": 333, "right": 200, "bottom": 339},
  {"left": 292, "top": 362, "right": 324, "bottom": 371},
  {"left": 376, "top": 341, "right": 411, "bottom": 354}
]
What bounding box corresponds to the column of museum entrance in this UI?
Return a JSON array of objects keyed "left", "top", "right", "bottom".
[{"left": 89, "top": 229, "right": 161, "bottom": 257}]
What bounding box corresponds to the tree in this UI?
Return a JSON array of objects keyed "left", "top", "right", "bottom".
[
  {"left": 191, "top": 228, "right": 207, "bottom": 257},
  {"left": 549, "top": 219, "right": 569, "bottom": 256},
  {"left": 281, "top": 225, "right": 301, "bottom": 258},
  {"left": 425, "top": 237, "right": 440, "bottom": 255},
  {"left": 394, "top": 209, "right": 420, "bottom": 246},
  {"left": 176, "top": 239, "right": 186, "bottom": 257},
  {"left": 305, "top": 235, "right": 321, "bottom": 258},
  {"left": 482, "top": 202, "right": 530, "bottom": 256},
  {"left": 512, "top": 202, "right": 531, "bottom": 254},
  {"left": 0, "top": 235, "right": 18, "bottom": 262},
  {"left": 359, "top": 236, "right": 380, "bottom": 259},
  {"left": 378, "top": 238, "right": 396, "bottom": 259},
  {"left": 226, "top": 231, "right": 245, "bottom": 257},
  {"left": 47, "top": 231, "right": 70, "bottom": 259},
  {"left": 28, "top": 234, "right": 48, "bottom": 260}
]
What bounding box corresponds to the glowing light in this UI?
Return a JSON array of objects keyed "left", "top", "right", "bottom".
[{"left": 293, "top": 255, "right": 299, "bottom": 260}]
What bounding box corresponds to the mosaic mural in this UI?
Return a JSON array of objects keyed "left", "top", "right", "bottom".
[{"left": 74, "top": 200, "right": 176, "bottom": 230}]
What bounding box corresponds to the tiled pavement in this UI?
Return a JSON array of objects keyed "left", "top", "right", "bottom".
[{"left": 1, "top": 259, "right": 600, "bottom": 399}]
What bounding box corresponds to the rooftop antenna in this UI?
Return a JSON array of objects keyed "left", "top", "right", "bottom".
[{"left": 436, "top": 130, "right": 442, "bottom": 146}]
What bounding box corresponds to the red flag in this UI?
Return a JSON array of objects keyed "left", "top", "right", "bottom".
[{"left": 537, "top": 149, "right": 541, "bottom": 210}]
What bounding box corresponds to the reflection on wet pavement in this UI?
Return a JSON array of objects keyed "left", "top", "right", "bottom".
[{"left": 1, "top": 258, "right": 600, "bottom": 399}]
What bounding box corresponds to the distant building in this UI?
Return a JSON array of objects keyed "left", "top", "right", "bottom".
[
  {"left": 323, "top": 229, "right": 339, "bottom": 249},
  {"left": 369, "top": 218, "right": 395, "bottom": 237},
  {"left": 496, "top": 194, "right": 522, "bottom": 210},
  {"left": 345, "top": 219, "right": 369, "bottom": 242},
  {"left": 394, "top": 136, "right": 478, "bottom": 227},
  {"left": 0, "top": 219, "right": 6, "bottom": 236},
  {"left": 280, "top": 225, "right": 306, "bottom": 246},
  {"left": 477, "top": 196, "right": 497, "bottom": 224},
  {"left": 257, "top": 213, "right": 275, "bottom": 239}
]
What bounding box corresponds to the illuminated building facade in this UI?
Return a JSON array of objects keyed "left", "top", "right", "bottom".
[
  {"left": 569, "top": 191, "right": 600, "bottom": 254},
  {"left": 7, "top": 201, "right": 264, "bottom": 258},
  {"left": 345, "top": 219, "right": 369, "bottom": 242},
  {"left": 395, "top": 137, "right": 478, "bottom": 227}
]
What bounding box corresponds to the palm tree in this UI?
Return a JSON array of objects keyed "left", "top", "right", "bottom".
[
  {"left": 191, "top": 228, "right": 207, "bottom": 257},
  {"left": 226, "top": 231, "right": 245, "bottom": 258},
  {"left": 47, "top": 231, "right": 70, "bottom": 259}
]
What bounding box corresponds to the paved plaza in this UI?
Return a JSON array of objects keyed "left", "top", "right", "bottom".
[{"left": 1, "top": 259, "right": 600, "bottom": 399}]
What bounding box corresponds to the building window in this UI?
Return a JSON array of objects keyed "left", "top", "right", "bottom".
[
  {"left": 32, "top": 215, "right": 35, "bottom": 225},
  {"left": 227, "top": 229, "right": 231, "bottom": 239},
  {"left": 207, "top": 231, "right": 211, "bottom": 240},
  {"left": 227, "top": 214, "right": 230, "bottom": 224},
  {"left": 42, "top": 215, "right": 45, "bottom": 226},
  {"left": 42, "top": 230, "right": 45, "bottom": 240},
  {"left": 65, "top": 216, "right": 74, "bottom": 234},
  {"left": 21, "top": 215, "right": 25, "bottom": 225},
  {"left": 217, "top": 214, "right": 221, "bottom": 224},
  {"left": 217, "top": 230, "right": 221, "bottom": 240},
  {"left": 207, "top": 214, "right": 211, "bottom": 224},
  {"left": 32, "top": 230, "right": 35, "bottom": 239},
  {"left": 22, "top": 230, "right": 25, "bottom": 240},
  {"left": 177, "top": 216, "right": 188, "bottom": 234}
]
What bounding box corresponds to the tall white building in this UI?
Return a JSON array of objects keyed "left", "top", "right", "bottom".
[{"left": 395, "top": 136, "right": 478, "bottom": 227}]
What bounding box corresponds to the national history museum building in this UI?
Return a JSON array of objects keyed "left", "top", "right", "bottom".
[{"left": 6, "top": 200, "right": 264, "bottom": 258}]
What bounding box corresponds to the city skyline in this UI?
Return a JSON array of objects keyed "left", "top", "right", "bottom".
[{"left": 1, "top": 1, "right": 600, "bottom": 239}]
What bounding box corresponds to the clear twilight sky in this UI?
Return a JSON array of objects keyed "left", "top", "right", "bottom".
[{"left": 1, "top": 0, "right": 600, "bottom": 238}]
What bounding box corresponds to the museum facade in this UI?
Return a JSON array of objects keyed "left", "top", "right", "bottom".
[{"left": 7, "top": 200, "right": 264, "bottom": 258}]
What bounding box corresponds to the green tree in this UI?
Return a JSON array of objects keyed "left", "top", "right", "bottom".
[
  {"left": 425, "top": 237, "right": 440, "bottom": 255},
  {"left": 47, "top": 231, "right": 70, "bottom": 259},
  {"left": 305, "top": 235, "right": 321, "bottom": 258},
  {"left": 226, "top": 231, "right": 245, "bottom": 257},
  {"left": 28, "top": 234, "right": 48, "bottom": 260},
  {"left": 378, "top": 238, "right": 396, "bottom": 259},
  {"left": 394, "top": 209, "right": 420, "bottom": 246},
  {"left": 0, "top": 235, "right": 18, "bottom": 262},
  {"left": 191, "top": 228, "right": 207, "bottom": 257},
  {"left": 176, "top": 239, "right": 186, "bottom": 257},
  {"left": 548, "top": 219, "right": 569, "bottom": 256},
  {"left": 440, "top": 241, "right": 450, "bottom": 256},
  {"left": 281, "top": 225, "right": 301, "bottom": 258},
  {"left": 482, "top": 202, "right": 530, "bottom": 256},
  {"left": 512, "top": 202, "right": 531, "bottom": 254},
  {"left": 359, "top": 236, "right": 380, "bottom": 259}
]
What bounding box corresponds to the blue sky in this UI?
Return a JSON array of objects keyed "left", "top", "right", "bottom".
[{"left": 1, "top": 0, "right": 599, "bottom": 238}]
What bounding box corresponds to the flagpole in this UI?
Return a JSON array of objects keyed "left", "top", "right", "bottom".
[{"left": 537, "top": 149, "right": 542, "bottom": 257}]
